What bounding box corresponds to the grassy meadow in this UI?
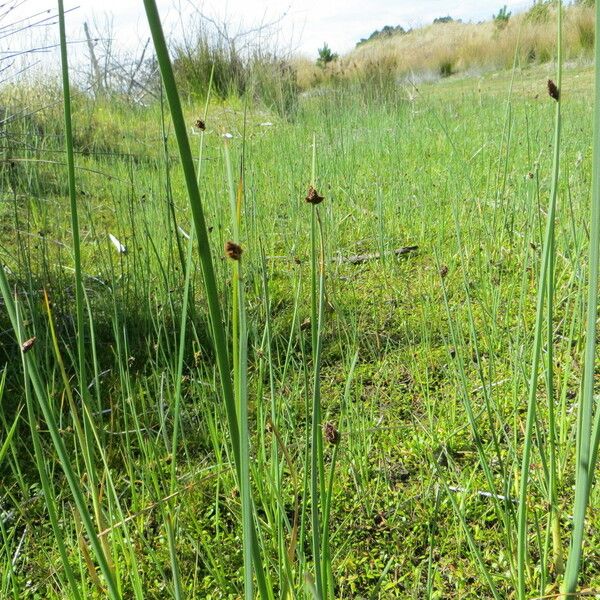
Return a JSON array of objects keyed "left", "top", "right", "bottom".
[{"left": 1, "top": 3, "right": 600, "bottom": 599}]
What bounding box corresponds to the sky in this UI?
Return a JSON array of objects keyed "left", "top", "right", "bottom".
[{"left": 4, "top": 0, "right": 534, "bottom": 64}]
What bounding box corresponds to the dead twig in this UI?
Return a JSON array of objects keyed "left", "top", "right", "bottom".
[{"left": 333, "top": 245, "right": 419, "bottom": 265}]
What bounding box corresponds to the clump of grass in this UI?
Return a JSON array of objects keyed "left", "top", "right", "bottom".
[
  {"left": 573, "top": 5, "right": 595, "bottom": 51},
  {"left": 439, "top": 58, "right": 455, "bottom": 78},
  {"left": 170, "top": 14, "right": 300, "bottom": 120}
]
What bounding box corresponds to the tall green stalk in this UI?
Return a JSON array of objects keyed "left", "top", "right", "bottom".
[
  {"left": 142, "top": 1, "right": 269, "bottom": 596},
  {"left": 517, "top": 4, "right": 562, "bottom": 597},
  {"left": 0, "top": 271, "right": 120, "bottom": 598},
  {"left": 544, "top": 2, "right": 563, "bottom": 578},
  {"left": 141, "top": 0, "right": 237, "bottom": 467},
  {"left": 57, "top": 1, "right": 114, "bottom": 578},
  {"left": 164, "top": 79, "right": 215, "bottom": 596},
  {"left": 321, "top": 352, "right": 358, "bottom": 596},
  {"left": 308, "top": 136, "right": 327, "bottom": 598},
  {"left": 562, "top": 0, "right": 600, "bottom": 593},
  {"left": 224, "top": 142, "right": 254, "bottom": 600},
  {"left": 170, "top": 59, "right": 213, "bottom": 494},
  {"left": 57, "top": 0, "right": 86, "bottom": 396},
  {"left": 16, "top": 325, "right": 82, "bottom": 599}
]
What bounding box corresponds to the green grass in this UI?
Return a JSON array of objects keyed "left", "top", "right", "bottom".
[{"left": 1, "top": 15, "right": 600, "bottom": 597}]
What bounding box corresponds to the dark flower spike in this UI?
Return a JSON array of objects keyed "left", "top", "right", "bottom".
[
  {"left": 21, "top": 337, "right": 36, "bottom": 353},
  {"left": 323, "top": 422, "right": 340, "bottom": 445},
  {"left": 547, "top": 79, "right": 560, "bottom": 102},
  {"left": 306, "top": 185, "right": 324, "bottom": 205},
  {"left": 225, "top": 241, "right": 243, "bottom": 261},
  {"left": 195, "top": 119, "right": 206, "bottom": 130}
]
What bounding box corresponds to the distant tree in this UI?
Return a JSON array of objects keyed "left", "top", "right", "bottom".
[
  {"left": 433, "top": 16, "right": 454, "bottom": 24},
  {"left": 316, "top": 43, "right": 338, "bottom": 67},
  {"left": 378, "top": 25, "right": 405, "bottom": 38},
  {"left": 356, "top": 24, "right": 406, "bottom": 47},
  {"left": 493, "top": 5, "right": 511, "bottom": 29}
]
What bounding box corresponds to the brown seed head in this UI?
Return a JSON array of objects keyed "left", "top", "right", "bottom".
[
  {"left": 305, "top": 186, "right": 324, "bottom": 205},
  {"left": 225, "top": 241, "right": 243, "bottom": 261},
  {"left": 21, "top": 337, "right": 36, "bottom": 354},
  {"left": 195, "top": 118, "right": 206, "bottom": 131},
  {"left": 374, "top": 512, "right": 387, "bottom": 528},
  {"left": 547, "top": 79, "right": 560, "bottom": 102},
  {"left": 323, "top": 422, "right": 341, "bottom": 446},
  {"left": 439, "top": 265, "right": 449, "bottom": 279}
]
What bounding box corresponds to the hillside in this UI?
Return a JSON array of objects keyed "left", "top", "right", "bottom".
[{"left": 295, "top": 3, "right": 595, "bottom": 88}]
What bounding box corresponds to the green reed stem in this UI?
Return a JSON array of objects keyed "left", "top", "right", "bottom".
[
  {"left": 321, "top": 352, "right": 358, "bottom": 595},
  {"left": 562, "top": 0, "right": 600, "bottom": 593},
  {"left": 16, "top": 327, "right": 82, "bottom": 599},
  {"left": 166, "top": 90, "right": 214, "bottom": 597},
  {"left": 517, "top": 4, "right": 562, "bottom": 597},
  {"left": 142, "top": 0, "right": 238, "bottom": 469},
  {"left": 545, "top": 4, "right": 563, "bottom": 576},
  {"left": 142, "top": 2, "right": 269, "bottom": 596},
  {"left": 0, "top": 271, "right": 120, "bottom": 598},
  {"left": 57, "top": 2, "right": 115, "bottom": 576},
  {"left": 308, "top": 135, "right": 327, "bottom": 598},
  {"left": 224, "top": 141, "right": 254, "bottom": 600},
  {"left": 171, "top": 65, "right": 213, "bottom": 494},
  {"left": 57, "top": 0, "right": 87, "bottom": 401}
]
